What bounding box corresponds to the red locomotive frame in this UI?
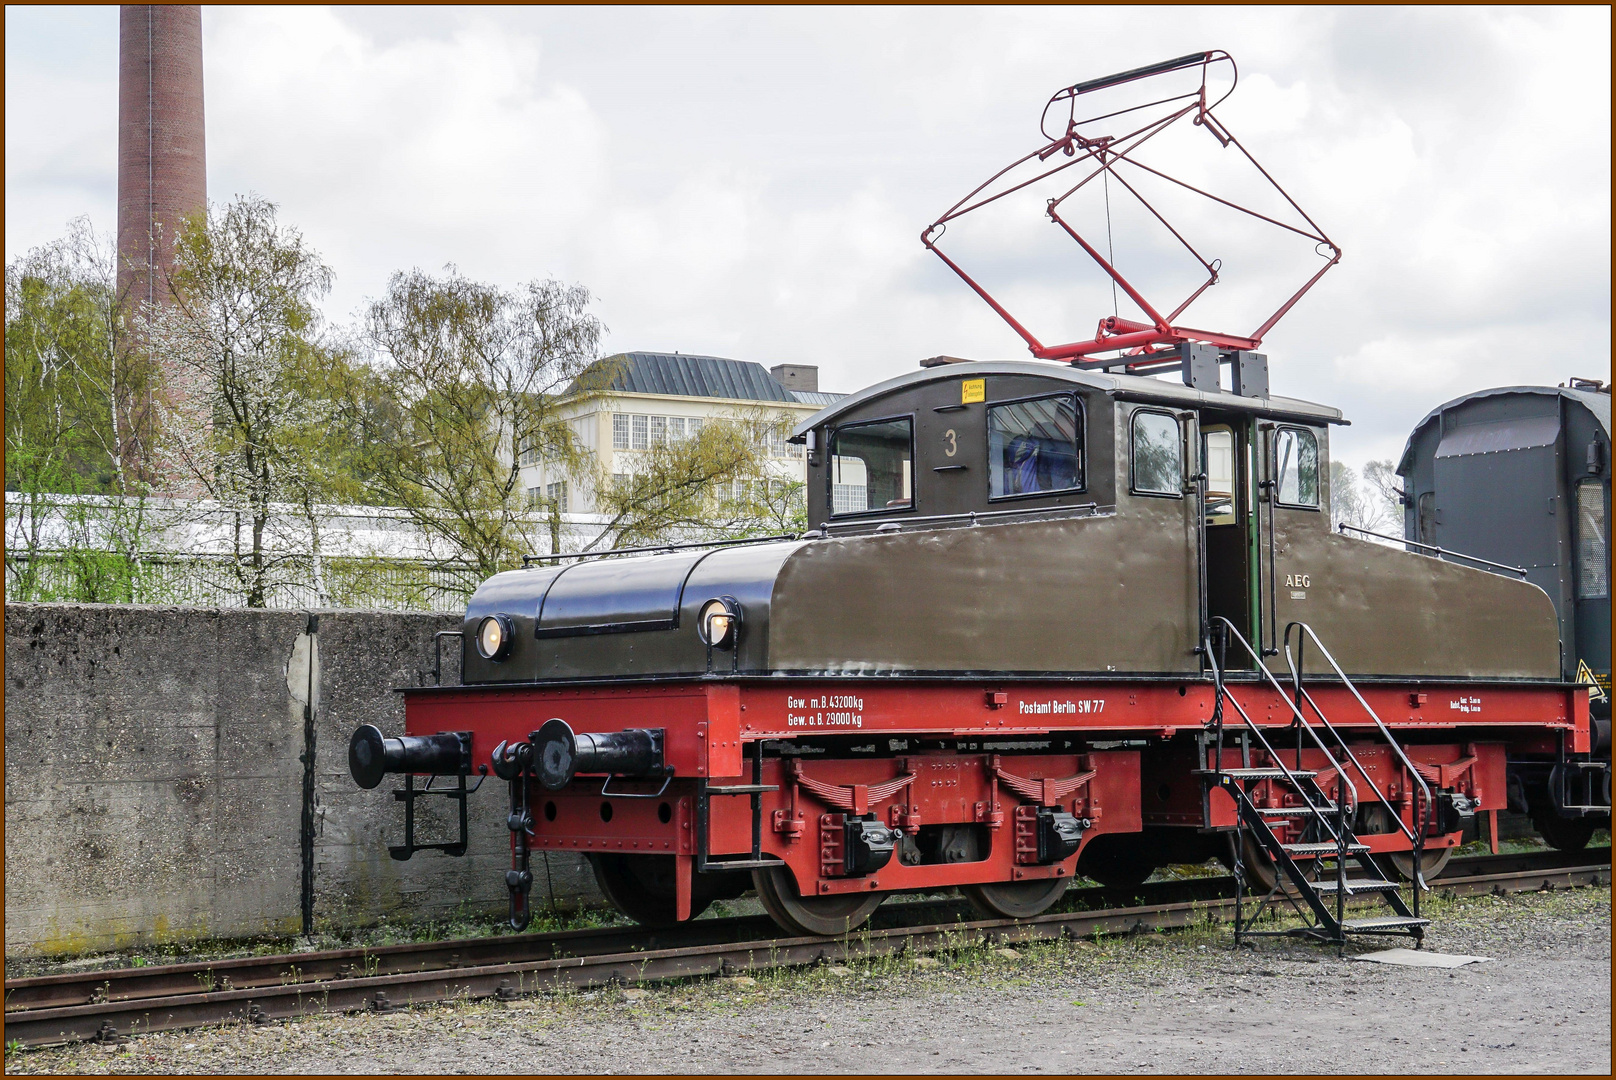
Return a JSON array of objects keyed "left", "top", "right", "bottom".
[{"left": 405, "top": 678, "right": 1586, "bottom": 920}]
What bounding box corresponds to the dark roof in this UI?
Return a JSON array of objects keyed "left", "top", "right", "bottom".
[
  {"left": 571, "top": 352, "right": 800, "bottom": 403},
  {"left": 788, "top": 360, "right": 1341, "bottom": 439},
  {"left": 1397, "top": 384, "right": 1612, "bottom": 474},
  {"left": 788, "top": 390, "right": 846, "bottom": 407}
]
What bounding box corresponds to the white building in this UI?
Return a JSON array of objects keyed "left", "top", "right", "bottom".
[{"left": 519, "top": 352, "right": 843, "bottom": 514}]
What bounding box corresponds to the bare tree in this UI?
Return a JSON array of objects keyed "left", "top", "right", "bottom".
[
  {"left": 147, "top": 195, "right": 339, "bottom": 607},
  {"left": 1331, "top": 458, "right": 1405, "bottom": 537},
  {"left": 1361, "top": 459, "right": 1407, "bottom": 531}
]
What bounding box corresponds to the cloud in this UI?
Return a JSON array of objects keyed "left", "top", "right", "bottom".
[{"left": 5, "top": 5, "right": 1609, "bottom": 477}]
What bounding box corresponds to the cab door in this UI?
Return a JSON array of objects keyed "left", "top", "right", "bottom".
[{"left": 1200, "top": 417, "right": 1259, "bottom": 661}]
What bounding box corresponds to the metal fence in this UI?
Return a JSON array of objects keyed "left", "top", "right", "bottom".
[{"left": 3, "top": 550, "right": 479, "bottom": 611}]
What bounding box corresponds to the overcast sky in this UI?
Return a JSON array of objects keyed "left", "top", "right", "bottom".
[{"left": 6, "top": 5, "right": 1610, "bottom": 471}]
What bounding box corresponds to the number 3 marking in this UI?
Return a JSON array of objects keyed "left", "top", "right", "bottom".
[{"left": 944, "top": 429, "right": 957, "bottom": 457}]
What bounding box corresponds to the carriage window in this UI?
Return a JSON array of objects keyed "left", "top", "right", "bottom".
[
  {"left": 829, "top": 417, "right": 913, "bottom": 515},
  {"left": 1131, "top": 410, "right": 1182, "bottom": 496},
  {"left": 988, "top": 394, "right": 1082, "bottom": 499},
  {"left": 1578, "top": 478, "right": 1608, "bottom": 599},
  {"left": 1203, "top": 427, "right": 1236, "bottom": 525},
  {"left": 1274, "top": 426, "right": 1319, "bottom": 508}
]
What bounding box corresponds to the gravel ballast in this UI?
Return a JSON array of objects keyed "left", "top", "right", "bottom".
[{"left": 7, "top": 884, "right": 1609, "bottom": 1075}]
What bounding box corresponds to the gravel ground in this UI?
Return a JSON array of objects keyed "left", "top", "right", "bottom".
[{"left": 7, "top": 885, "right": 1609, "bottom": 1075}]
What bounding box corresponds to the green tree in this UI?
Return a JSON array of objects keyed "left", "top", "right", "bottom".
[
  {"left": 584, "top": 410, "right": 805, "bottom": 551},
  {"left": 4, "top": 218, "right": 169, "bottom": 601},
  {"left": 357, "top": 267, "right": 610, "bottom": 598}
]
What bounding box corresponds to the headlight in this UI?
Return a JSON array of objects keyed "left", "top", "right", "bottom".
[
  {"left": 698, "top": 597, "right": 741, "bottom": 649},
  {"left": 475, "top": 613, "right": 515, "bottom": 661}
]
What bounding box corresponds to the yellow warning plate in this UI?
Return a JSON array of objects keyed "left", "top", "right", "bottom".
[{"left": 961, "top": 378, "right": 985, "bottom": 404}]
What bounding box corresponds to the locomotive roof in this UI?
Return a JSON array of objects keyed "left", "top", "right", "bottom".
[
  {"left": 1397, "top": 383, "right": 1612, "bottom": 474},
  {"left": 788, "top": 359, "right": 1343, "bottom": 440}
]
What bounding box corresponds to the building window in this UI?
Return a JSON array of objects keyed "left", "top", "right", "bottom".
[
  {"left": 526, "top": 486, "right": 544, "bottom": 509},
  {"left": 650, "top": 415, "right": 667, "bottom": 446},
  {"left": 1273, "top": 426, "right": 1319, "bottom": 508},
  {"left": 631, "top": 414, "right": 649, "bottom": 450},
  {"left": 1578, "top": 478, "right": 1607, "bottom": 599},
  {"left": 667, "top": 416, "right": 686, "bottom": 441},
  {"left": 829, "top": 417, "right": 913, "bottom": 515},
  {"left": 688, "top": 417, "right": 704, "bottom": 437},
  {"left": 612, "top": 414, "right": 630, "bottom": 450},
  {"left": 988, "top": 393, "right": 1082, "bottom": 500},
  {"left": 1131, "top": 410, "right": 1182, "bottom": 496},
  {"left": 545, "top": 481, "right": 569, "bottom": 514},
  {"left": 570, "top": 414, "right": 594, "bottom": 451},
  {"left": 519, "top": 442, "right": 540, "bottom": 466}
]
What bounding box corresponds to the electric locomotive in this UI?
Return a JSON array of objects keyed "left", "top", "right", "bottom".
[
  {"left": 349, "top": 356, "right": 1585, "bottom": 937},
  {"left": 346, "top": 52, "right": 1592, "bottom": 942}
]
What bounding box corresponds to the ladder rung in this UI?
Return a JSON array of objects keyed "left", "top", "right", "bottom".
[
  {"left": 1256, "top": 804, "right": 1337, "bottom": 816},
  {"left": 1205, "top": 768, "right": 1317, "bottom": 780},
  {"left": 1311, "top": 877, "right": 1400, "bottom": 894},
  {"left": 706, "top": 784, "right": 779, "bottom": 795},
  {"left": 1342, "top": 916, "right": 1430, "bottom": 931},
  {"left": 1283, "top": 841, "right": 1370, "bottom": 855}
]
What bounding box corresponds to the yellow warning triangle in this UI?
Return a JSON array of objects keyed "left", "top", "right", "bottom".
[{"left": 1575, "top": 658, "right": 1608, "bottom": 702}]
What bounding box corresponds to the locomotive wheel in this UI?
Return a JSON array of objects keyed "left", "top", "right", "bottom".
[
  {"left": 961, "top": 877, "right": 1068, "bottom": 919},
  {"left": 1380, "top": 844, "right": 1452, "bottom": 882},
  {"left": 1530, "top": 807, "right": 1598, "bottom": 852},
  {"left": 751, "top": 866, "right": 884, "bottom": 937},
  {"left": 1359, "top": 806, "right": 1453, "bottom": 881},
  {"left": 1227, "top": 832, "right": 1290, "bottom": 894},
  {"left": 588, "top": 854, "right": 713, "bottom": 927},
  {"left": 1075, "top": 834, "right": 1157, "bottom": 889}
]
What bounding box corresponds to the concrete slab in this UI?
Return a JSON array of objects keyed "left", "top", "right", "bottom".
[{"left": 1350, "top": 947, "right": 1492, "bottom": 968}]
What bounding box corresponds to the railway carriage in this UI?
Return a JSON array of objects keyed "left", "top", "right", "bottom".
[
  {"left": 350, "top": 358, "right": 1588, "bottom": 942},
  {"left": 1395, "top": 379, "right": 1612, "bottom": 849}
]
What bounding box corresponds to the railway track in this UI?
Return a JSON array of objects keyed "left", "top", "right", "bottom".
[{"left": 5, "top": 848, "right": 1606, "bottom": 1048}]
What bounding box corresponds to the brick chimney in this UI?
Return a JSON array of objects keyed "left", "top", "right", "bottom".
[
  {"left": 770, "top": 364, "right": 819, "bottom": 394},
  {"left": 118, "top": 4, "right": 206, "bottom": 311}
]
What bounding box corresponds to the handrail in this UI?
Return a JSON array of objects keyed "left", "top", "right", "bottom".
[
  {"left": 1336, "top": 523, "right": 1528, "bottom": 578},
  {"left": 1281, "top": 625, "right": 1418, "bottom": 848},
  {"left": 521, "top": 533, "right": 798, "bottom": 566},
  {"left": 1203, "top": 617, "right": 1357, "bottom": 841},
  {"left": 433, "top": 630, "right": 463, "bottom": 686},
  {"left": 1283, "top": 621, "right": 1433, "bottom": 891},
  {"left": 818, "top": 500, "right": 1103, "bottom": 535}
]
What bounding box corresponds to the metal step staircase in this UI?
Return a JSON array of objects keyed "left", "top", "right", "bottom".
[{"left": 1201, "top": 617, "right": 1433, "bottom": 951}]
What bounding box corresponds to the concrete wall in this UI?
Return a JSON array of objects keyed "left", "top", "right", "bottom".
[{"left": 3, "top": 603, "right": 600, "bottom": 958}]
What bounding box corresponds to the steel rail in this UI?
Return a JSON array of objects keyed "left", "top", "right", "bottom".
[{"left": 5, "top": 850, "right": 1606, "bottom": 1048}]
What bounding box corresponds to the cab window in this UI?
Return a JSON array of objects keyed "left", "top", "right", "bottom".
[
  {"left": 1131, "top": 410, "right": 1183, "bottom": 496},
  {"left": 1274, "top": 426, "right": 1319, "bottom": 508},
  {"left": 1203, "top": 427, "right": 1236, "bottom": 525},
  {"left": 988, "top": 393, "right": 1083, "bottom": 499},
  {"left": 1578, "top": 478, "right": 1607, "bottom": 599},
  {"left": 830, "top": 417, "right": 913, "bottom": 515}
]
